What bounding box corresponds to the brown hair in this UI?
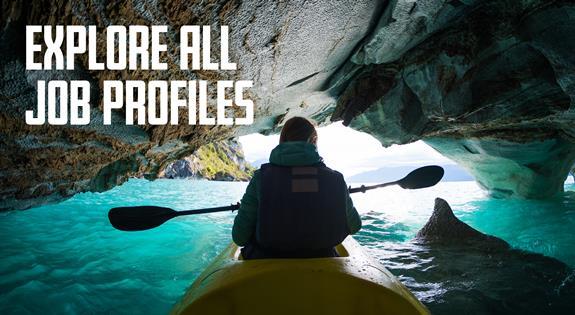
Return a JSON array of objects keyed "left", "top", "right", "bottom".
[{"left": 279, "top": 117, "right": 318, "bottom": 144}]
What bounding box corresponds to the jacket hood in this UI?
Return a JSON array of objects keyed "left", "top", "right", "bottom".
[{"left": 268, "top": 141, "right": 322, "bottom": 166}]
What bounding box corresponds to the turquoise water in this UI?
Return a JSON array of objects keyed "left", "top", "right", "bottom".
[
  {"left": 351, "top": 181, "right": 575, "bottom": 266},
  {"left": 1, "top": 179, "right": 574, "bottom": 314}
]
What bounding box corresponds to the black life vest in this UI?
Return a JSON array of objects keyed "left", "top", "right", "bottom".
[{"left": 253, "top": 162, "right": 349, "bottom": 258}]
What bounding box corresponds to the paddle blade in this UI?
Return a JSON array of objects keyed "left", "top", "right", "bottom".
[
  {"left": 108, "top": 206, "right": 177, "bottom": 231},
  {"left": 398, "top": 165, "right": 444, "bottom": 189}
]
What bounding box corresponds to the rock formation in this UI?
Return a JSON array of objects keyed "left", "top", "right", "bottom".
[
  {"left": 333, "top": 0, "right": 575, "bottom": 199},
  {"left": 408, "top": 198, "right": 575, "bottom": 314},
  {"left": 1, "top": 0, "right": 575, "bottom": 210},
  {"left": 159, "top": 139, "right": 254, "bottom": 181},
  {"left": 416, "top": 198, "right": 509, "bottom": 250}
]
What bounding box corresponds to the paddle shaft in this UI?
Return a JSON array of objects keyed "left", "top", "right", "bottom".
[
  {"left": 175, "top": 182, "right": 396, "bottom": 215},
  {"left": 108, "top": 165, "right": 444, "bottom": 231},
  {"left": 348, "top": 181, "right": 397, "bottom": 194},
  {"left": 176, "top": 203, "right": 241, "bottom": 216}
]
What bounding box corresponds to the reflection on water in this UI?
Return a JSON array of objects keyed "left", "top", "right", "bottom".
[
  {"left": 357, "top": 223, "right": 575, "bottom": 314},
  {"left": 0, "top": 179, "right": 574, "bottom": 314}
]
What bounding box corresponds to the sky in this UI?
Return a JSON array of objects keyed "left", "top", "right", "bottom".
[{"left": 239, "top": 122, "right": 454, "bottom": 178}]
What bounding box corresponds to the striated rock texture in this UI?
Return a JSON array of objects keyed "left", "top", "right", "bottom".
[
  {"left": 1, "top": 0, "right": 575, "bottom": 210},
  {"left": 0, "top": 0, "right": 381, "bottom": 210},
  {"left": 425, "top": 138, "right": 575, "bottom": 198},
  {"left": 159, "top": 139, "right": 254, "bottom": 181},
  {"left": 331, "top": 0, "right": 575, "bottom": 199}
]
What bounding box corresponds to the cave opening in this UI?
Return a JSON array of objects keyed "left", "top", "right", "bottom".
[{"left": 238, "top": 121, "right": 470, "bottom": 184}]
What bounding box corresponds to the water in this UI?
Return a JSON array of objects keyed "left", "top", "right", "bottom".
[
  {"left": 351, "top": 181, "right": 575, "bottom": 314},
  {"left": 0, "top": 179, "right": 574, "bottom": 314},
  {"left": 352, "top": 181, "right": 575, "bottom": 265}
]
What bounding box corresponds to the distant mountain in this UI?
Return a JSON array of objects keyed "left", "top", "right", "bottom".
[
  {"left": 347, "top": 164, "right": 474, "bottom": 183},
  {"left": 249, "top": 158, "right": 269, "bottom": 168}
]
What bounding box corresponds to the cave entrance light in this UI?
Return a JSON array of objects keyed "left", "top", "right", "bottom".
[{"left": 238, "top": 121, "right": 455, "bottom": 181}]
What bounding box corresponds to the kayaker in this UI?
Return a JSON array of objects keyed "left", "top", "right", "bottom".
[{"left": 232, "top": 116, "right": 362, "bottom": 259}]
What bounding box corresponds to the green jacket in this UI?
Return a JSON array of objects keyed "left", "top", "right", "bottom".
[{"left": 232, "top": 141, "right": 362, "bottom": 246}]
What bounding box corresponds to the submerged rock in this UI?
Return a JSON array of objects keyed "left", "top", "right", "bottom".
[
  {"left": 416, "top": 198, "right": 509, "bottom": 250},
  {"left": 363, "top": 198, "right": 575, "bottom": 314}
]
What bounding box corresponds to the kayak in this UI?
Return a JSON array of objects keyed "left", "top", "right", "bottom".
[{"left": 171, "top": 237, "right": 430, "bottom": 315}]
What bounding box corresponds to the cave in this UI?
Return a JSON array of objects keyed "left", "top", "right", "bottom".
[{"left": 1, "top": 0, "right": 575, "bottom": 211}]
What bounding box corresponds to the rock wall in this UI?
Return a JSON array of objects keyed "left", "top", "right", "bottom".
[
  {"left": 425, "top": 137, "right": 575, "bottom": 198},
  {"left": 330, "top": 0, "right": 575, "bottom": 198},
  {"left": 1, "top": 0, "right": 574, "bottom": 210},
  {"left": 0, "top": 0, "right": 381, "bottom": 210},
  {"left": 159, "top": 139, "right": 254, "bottom": 181}
]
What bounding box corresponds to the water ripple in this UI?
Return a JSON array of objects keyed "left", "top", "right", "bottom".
[{"left": 0, "top": 180, "right": 574, "bottom": 314}]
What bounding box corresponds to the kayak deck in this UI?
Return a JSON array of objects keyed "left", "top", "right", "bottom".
[{"left": 171, "top": 237, "right": 429, "bottom": 315}]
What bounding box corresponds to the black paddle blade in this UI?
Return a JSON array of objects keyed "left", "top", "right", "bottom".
[
  {"left": 398, "top": 165, "right": 444, "bottom": 189},
  {"left": 108, "top": 206, "right": 177, "bottom": 231}
]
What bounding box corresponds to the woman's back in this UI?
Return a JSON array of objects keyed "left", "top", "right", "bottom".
[{"left": 231, "top": 117, "right": 362, "bottom": 259}]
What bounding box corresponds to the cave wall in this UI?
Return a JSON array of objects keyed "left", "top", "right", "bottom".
[
  {"left": 0, "top": 0, "right": 381, "bottom": 210},
  {"left": 1, "top": 0, "right": 575, "bottom": 210},
  {"left": 331, "top": 0, "right": 575, "bottom": 197},
  {"left": 425, "top": 137, "right": 575, "bottom": 198}
]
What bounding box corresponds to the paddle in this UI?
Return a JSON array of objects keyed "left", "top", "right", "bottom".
[
  {"left": 108, "top": 203, "right": 241, "bottom": 232},
  {"left": 348, "top": 165, "right": 444, "bottom": 193},
  {"left": 108, "top": 165, "right": 444, "bottom": 231}
]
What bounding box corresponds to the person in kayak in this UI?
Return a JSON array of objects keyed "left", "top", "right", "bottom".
[{"left": 232, "top": 116, "right": 362, "bottom": 259}]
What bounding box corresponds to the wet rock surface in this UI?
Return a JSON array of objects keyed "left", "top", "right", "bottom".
[
  {"left": 1, "top": 0, "right": 575, "bottom": 209},
  {"left": 357, "top": 198, "right": 575, "bottom": 315},
  {"left": 416, "top": 198, "right": 510, "bottom": 250}
]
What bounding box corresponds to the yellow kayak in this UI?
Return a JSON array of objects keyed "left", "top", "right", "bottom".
[{"left": 171, "top": 237, "right": 430, "bottom": 315}]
